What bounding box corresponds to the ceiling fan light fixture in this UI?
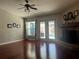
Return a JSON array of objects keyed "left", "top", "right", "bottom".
[{"left": 18, "top": 0, "right": 38, "bottom": 12}]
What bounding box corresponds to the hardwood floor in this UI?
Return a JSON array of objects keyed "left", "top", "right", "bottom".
[
  {"left": 0, "top": 41, "right": 24, "bottom": 59},
  {"left": 0, "top": 40, "right": 79, "bottom": 59}
]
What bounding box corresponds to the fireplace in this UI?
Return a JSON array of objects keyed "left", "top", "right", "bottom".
[{"left": 61, "top": 22, "right": 79, "bottom": 44}]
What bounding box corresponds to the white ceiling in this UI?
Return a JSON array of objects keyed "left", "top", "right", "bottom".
[{"left": 0, "top": 0, "right": 79, "bottom": 17}]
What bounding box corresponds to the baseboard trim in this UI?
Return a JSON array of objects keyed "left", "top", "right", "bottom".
[{"left": 0, "top": 40, "right": 23, "bottom": 46}]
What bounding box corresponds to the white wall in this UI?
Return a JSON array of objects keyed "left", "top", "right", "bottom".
[{"left": 0, "top": 9, "right": 23, "bottom": 44}]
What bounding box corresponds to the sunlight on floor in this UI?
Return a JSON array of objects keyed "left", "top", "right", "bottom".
[{"left": 26, "top": 43, "right": 56, "bottom": 59}]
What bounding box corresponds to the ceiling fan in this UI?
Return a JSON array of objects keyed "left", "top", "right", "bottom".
[{"left": 18, "top": 0, "right": 37, "bottom": 12}]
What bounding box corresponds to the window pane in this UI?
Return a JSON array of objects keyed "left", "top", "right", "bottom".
[
  {"left": 49, "top": 21, "right": 55, "bottom": 39},
  {"left": 26, "top": 21, "right": 35, "bottom": 36},
  {"left": 40, "top": 22, "right": 46, "bottom": 39}
]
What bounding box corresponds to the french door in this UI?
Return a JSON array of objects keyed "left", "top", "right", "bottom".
[
  {"left": 39, "top": 20, "right": 55, "bottom": 40},
  {"left": 25, "top": 19, "right": 55, "bottom": 40}
]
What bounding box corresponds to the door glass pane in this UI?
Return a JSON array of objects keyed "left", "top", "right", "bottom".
[
  {"left": 40, "top": 22, "right": 46, "bottom": 39},
  {"left": 49, "top": 21, "right": 55, "bottom": 39},
  {"left": 26, "top": 21, "right": 35, "bottom": 36}
]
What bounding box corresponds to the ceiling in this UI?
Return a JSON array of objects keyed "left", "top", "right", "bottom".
[{"left": 0, "top": 0, "right": 79, "bottom": 17}]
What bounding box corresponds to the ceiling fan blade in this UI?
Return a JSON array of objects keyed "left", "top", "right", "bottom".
[
  {"left": 29, "top": 6, "right": 37, "bottom": 10},
  {"left": 19, "top": 4, "right": 25, "bottom": 6},
  {"left": 33, "top": 8, "right": 38, "bottom": 10},
  {"left": 18, "top": 7, "right": 25, "bottom": 9}
]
